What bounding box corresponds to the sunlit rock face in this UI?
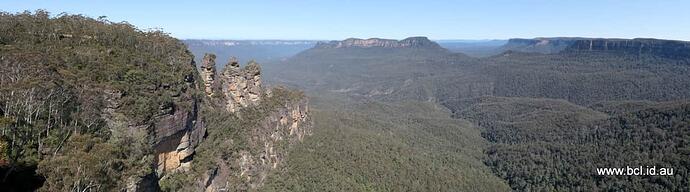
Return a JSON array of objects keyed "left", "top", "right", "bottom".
[
  {"left": 199, "top": 55, "right": 263, "bottom": 113},
  {"left": 502, "top": 37, "right": 690, "bottom": 59},
  {"left": 203, "top": 95, "right": 312, "bottom": 192},
  {"left": 100, "top": 56, "right": 206, "bottom": 191},
  {"left": 315, "top": 36, "right": 444, "bottom": 49},
  {"left": 193, "top": 55, "right": 312, "bottom": 191},
  {"left": 200, "top": 54, "right": 217, "bottom": 97},
  {"left": 151, "top": 85, "right": 205, "bottom": 177},
  {"left": 221, "top": 57, "right": 262, "bottom": 113},
  {"left": 567, "top": 38, "right": 690, "bottom": 59}
]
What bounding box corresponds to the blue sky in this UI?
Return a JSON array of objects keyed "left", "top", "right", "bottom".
[{"left": 2, "top": 0, "right": 689, "bottom": 40}]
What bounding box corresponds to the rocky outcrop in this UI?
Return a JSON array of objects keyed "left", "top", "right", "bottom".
[
  {"left": 150, "top": 71, "right": 205, "bottom": 178},
  {"left": 221, "top": 58, "right": 262, "bottom": 112},
  {"left": 152, "top": 103, "right": 204, "bottom": 175},
  {"left": 102, "top": 56, "right": 206, "bottom": 191},
  {"left": 315, "top": 36, "right": 444, "bottom": 49},
  {"left": 200, "top": 54, "right": 216, "bottom": 97},
  {"left": 203, "top": 95, "right": 312, "bottom": 191},
  {"left": 195, "top": 55, "right": 312, "bottom": 191}
]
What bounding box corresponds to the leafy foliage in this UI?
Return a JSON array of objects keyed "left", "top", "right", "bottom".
[
  {"left": 445, "top": 97, "right": 690, "bottom": 191},
  {"left": 0, "top": 10, "right": 197, "bottom": 191},
  {"left": 37, "top": 132, "right": 152, "bottom": 191},
  {"left": 158, "top": 87, "right": 306, "bottom": 192}
]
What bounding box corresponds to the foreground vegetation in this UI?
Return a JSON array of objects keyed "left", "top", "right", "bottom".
[{"left": 0, "top": 10, "right": 198, "bottom": 191}]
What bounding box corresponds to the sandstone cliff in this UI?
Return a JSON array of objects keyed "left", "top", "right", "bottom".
[
  {"left": 566, "top": 38, "right": 690, "bottom": 59},
  {"left": 221, "top": 57, "right": 262, "bottom": 112},
  {"left": 154, "top": 54, "right": 312, "bottom": 191},
  {"left": 315, "top": 36, "right": 444, "bottom": 49},
  {"left": 98, "top": 55, "right": 206, "bottom": 191},
  {"left": 114, "top": 54, "right": 311, "bottom": 192},
  {"left": 200, "top": 54, "right": 217, "bottom": 97},
  {"left": 0, "top": 12, "right": 311, "bottom": 192},
  {"left": 501, "top": 37, "right": 690, "bottom": 59},
  {"left": 202, "top": 94, "right": 311, "bottom": 191}
]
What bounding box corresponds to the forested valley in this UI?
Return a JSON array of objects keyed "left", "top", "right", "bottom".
[
  {"left": 2, "top": 8, "right": 690, "bottom": 192},
  {"left": 253, "top": 36, "right": 690, "bottom": 191}
]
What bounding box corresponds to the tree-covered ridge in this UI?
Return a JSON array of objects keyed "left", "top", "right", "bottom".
[
  {"left": 158, "top": 87, "right": 308, "bottom": 191},
  {"left": 0, "top": 10, "right": 199, "bottom": 191}
]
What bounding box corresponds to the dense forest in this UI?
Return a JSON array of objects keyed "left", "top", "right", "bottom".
[
  {"left": 443, "top": 97, "right": 690, "bottom": 191},
  {"left": 3, "top": 8, "right": 690, "bottom": 192},
  {"left": 0, "top": 10, "right": 200, "bottom": 191},
  {"left": 0, "top": 11, "right": 311, "bottom": 192},
  {"left": 260, "top": 94, "right": 509, "bottom": 191},
  {"left": 254, "top": 36, "right": 690, "bottom": 191}
]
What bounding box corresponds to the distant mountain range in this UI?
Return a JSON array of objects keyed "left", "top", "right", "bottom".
[
  {"left": 183, "top": 39, "right": 320, "bottom": 67},
  {"left": 185, "top": 37, "right": 690, "bottom": 66},
  {"left": 254, "top": 36, "right": 690, "bottom": 191},
  {"left": 183, "top": 39, "right": 509, "bottom": 63},
  {"left": 185, "top": 39, "right": 319, "bottom": 46}
]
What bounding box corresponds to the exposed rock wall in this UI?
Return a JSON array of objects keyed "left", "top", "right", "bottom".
[
  {"left": 567, "top": 38, "right": 690, "bottom": 59},
  {"left": 195, "top": 55, "right": 312, "bottom": 191},
  {"left": 315, "top": 36, "right": 444, "bottom": 49},
  {"left": 221, "top": 58, "right": 262, "bottom": 112},
  {"left": 502, "top": 37, "right": 690, "bottom": 59},
  {"left": 102, "top": 57, "right": 206, "bottom": 191},
  {"left": 200, "top": 54, "right": 217, "bottom": 97},
  {"left": 203, "top": 96, "right": 312, "bottom": 191},
  {"left": 152, "top": 102, "right": 204, "bottom": 175},
  {"left": 150, "top": 73, "right": 205, "bottom": 178}
]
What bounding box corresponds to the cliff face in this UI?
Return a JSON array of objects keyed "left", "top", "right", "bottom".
[
  {"left": 200, "top": 54, "right": 217, "bottom": 97},
  {"left": 315, "top": 36, "right": 444, "bottom": 49},
  {"left": 203, "top": 97, "right": 311, "bottom": 191},
  {"left": 221, "top": 58, "right": 262, "bottom": 112},
  {"left": 0, "top": 12, "right": 311, "bottom": 192},
  {"left": 99, "top": 56, "right": 206, "bottom": 191},
  {"left": 566, "top": 38, "right": 690, "bottom": 59},
  {"left": 151, "top": 101, "right": 204, "bottom": 176},
  {"left": 192, "top": 55, "right": 312, "bottom": 192},
  {"left": 501, "top": 37, "right": 690, "bottom": 59}
]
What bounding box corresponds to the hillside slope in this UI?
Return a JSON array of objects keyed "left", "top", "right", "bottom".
[
  {"left": 0, "top": 11, "right": 312, "bottom": 192},
  {"left": 261, "top": 36, "right": 690, "bottom": 191},
  {"left": 261, "top": 93, "right": 510, "bottom": 191},
  {"left": 265, "top": 37, "right": 690, "bottom": 106}
]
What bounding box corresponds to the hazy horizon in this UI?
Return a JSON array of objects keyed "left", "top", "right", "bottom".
[{"left": 3, "top": 0, "right": 690, "bottom": 41}]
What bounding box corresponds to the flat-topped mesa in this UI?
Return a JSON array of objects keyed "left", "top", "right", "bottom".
[
  {"left": 220, "top": 57, "right": 263, "bottom": 112},
  {"left": 315, "top": 36, "right": 443, "bottom": 49},
  {"left": 502, "top": 37, "right": 690, "bottom": 59},
  {"left": 566, "top": 38, "right": 690, "bottom": 59},
  {"left": 200, "top": 54, "right": 217, "bottom": 97}
]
